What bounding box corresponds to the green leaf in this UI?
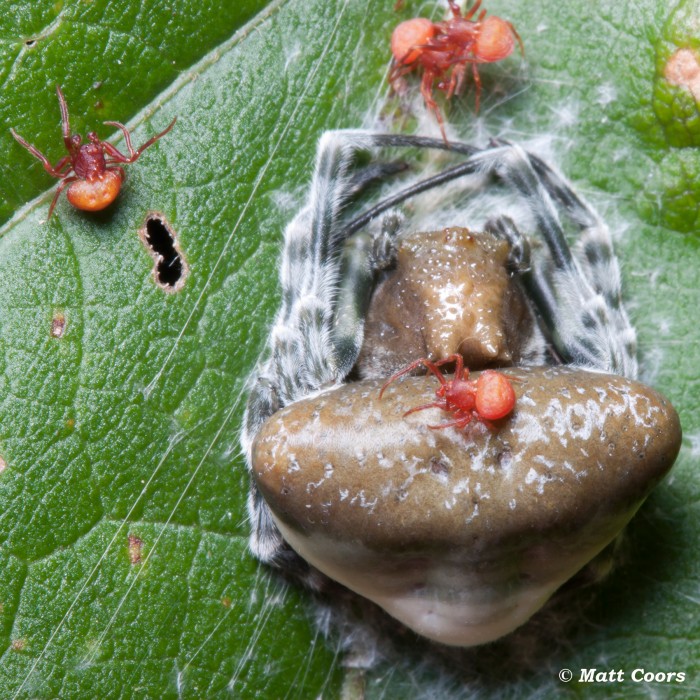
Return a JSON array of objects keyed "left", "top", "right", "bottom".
[{"left": 1, "top": 0, "right": 699, "bottom": 698}]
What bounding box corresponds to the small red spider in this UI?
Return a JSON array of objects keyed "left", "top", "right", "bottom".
[
  {"left": 11, "top": 86, "right": 176, "bottom": 219},
  {"left": 379, "top": 353, "right": 516, "bottom": 430},
  {"left": 389, "top": 0, "right": 523, "bottom": 140}
]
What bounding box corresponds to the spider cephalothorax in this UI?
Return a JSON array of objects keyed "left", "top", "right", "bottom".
[{"left": 241, "top": 131, "right": 680, "bottom": 647}]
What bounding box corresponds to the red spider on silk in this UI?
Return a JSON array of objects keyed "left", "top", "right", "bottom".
[{"left": 389, "top": 0, "right": 523, "bottom": 140}]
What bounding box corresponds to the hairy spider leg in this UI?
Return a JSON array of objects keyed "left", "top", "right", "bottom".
[
  {"left": 474, "top": 140, "right": 637, "bottom": 377},
  {"left": 242, "top": 132, "right": 483, "bottom": 566}
]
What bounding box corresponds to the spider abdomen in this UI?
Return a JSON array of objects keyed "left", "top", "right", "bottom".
[
  {"left": 66, "top": 169, "right": 123, "bottom": 211},
  {"left": 251, "top": 366, "right": 681, "bottom": 647}
]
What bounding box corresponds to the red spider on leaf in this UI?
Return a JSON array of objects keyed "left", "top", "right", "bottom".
[
  {"left": 379, "top": 353, "right": 516, "bottom": 430},
  {"left": 11, "top": 86, "right": 176, "bottom": 220},
  {"left": 389, "top": 0, "right": 523, "bottom": 140}
]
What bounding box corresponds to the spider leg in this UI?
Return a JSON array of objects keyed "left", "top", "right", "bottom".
[
  {"left": 475, "top": 140, "right": 637, "bottom": 377},
  {"left": 450, "top": 61, "right": 468, "bottom": 97},
  {"left": 56, "top": 86, "right": 73, "bottom": 151},
  {"left": 103, "top": 117, "right": 177, "bottom": 162},
  {"left": 472, "top": 62, "right": 482, "bottom": 112},
  {"left": 11, "top": 129, "right": 74, "bottom": 178},
  {"left": 420, "top": 69, "right": 448, "bottom": 142},
  {"left": 47, "top": 176, "right": 76, "bottom": 219},
  {"left": 485, "top": 215, "right": 531, "bottom": 273},
  {"left": 462, "top": 0, "right": 483, "bottom": 21},
  {"left": 332, "top": 230, "right": 378, "bottom": 376},
  {"left": 507, "top": 21, "right": 525, "bottom": 56},
  {"left": 433, "top": 353, "right": 466, "bottom": 380},
  {"left": 380, "top": 357, "right": 450, "bottom": 399},
  {"left": 427, "top": 413, "right": 473, "bottom": 430},
  {"left": 404, "top": 400, "right": 449, "bottom": 417}
]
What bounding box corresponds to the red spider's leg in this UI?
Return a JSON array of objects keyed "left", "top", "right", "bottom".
[
  {"left": 102, "top": 141, "right": 131, "bottom": 163},
  {"left": 53, "top": 156, "right": 73, "bottom": 175},
  {"left": 103, "top": 117, "right": 176, "bottom": 163},
  {"left": 508, "top": 21, "right": 525, "bottom": 56},
  {"left": 477, "top": 9, "right": 487, "bottom": 21},
  {"left": 472, "top": 62, "right": 482, "bottom": 112},
  {"left": 447, "top": 0, "right": 463, "bottom": 19},
  {"left": 47, "top": 176, "right": 76, "bottom": 220},
  {"left": 11, "top": 129, "right": 74, "bottom": 178},
  {"left": 134, "top": 117, "right": 177, "bottom": 158},
  {"left": 103, "top": 122, "right": 136, "bottom": 159},
  {"left": 446, "top": 63, "right": 464, "bottom": 99},
  {"left": 420, "top": 69, "right": 448, "bottom": 143},
  {"left": 379, "top": 356, "right": 447, "bottom": 399},
  {"left": 388, "top": 59, "right": 401, "bottom": 85},
  {"left": 56, "top": 86, "right": 72, "bottom": 150},
  {"left": 433, "top": 353, "right": 466, "bottom": 380},
  {"left": 428, "top": 414, "right": 472, "bottom": 430},
  {"left": 463, "top": 0, "right": 482, "bottom": 21},
  {"left": 403, "top": 400, "right": 449, "bottom": 417},
  {"left": 390, "top": 53, "right": 419, "bottom": 83},
  {"left": 453, "top": 353, "right": 465, "bottom": 381},
  {"left": 453, "top": 61, "right": 469, "bottom": 96}
]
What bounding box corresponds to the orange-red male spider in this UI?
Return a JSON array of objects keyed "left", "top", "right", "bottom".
[
  {"left": 11, "top": 86, "right": 176, "bottom": 219},
  {"left": 389, "top": 0, "right": 523, "bottom": 140},
  {"left": 379, "top": 353, "right": 516, "bottom": 430}
]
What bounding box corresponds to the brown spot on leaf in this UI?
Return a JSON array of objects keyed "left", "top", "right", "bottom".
[
  {"left": 221, "top": 596, "right": 232, "bottom": 608},
  {"left": 665, "top": 48, "right": 700, "bottom": 101},
  {"left": 11, "top": 639, "right": 26, "bottom": 651},
  {"left": 128, "top": 534, "right": 143, "bottom": 565},
  {"left": 139, "top": 212, "right": 188, "bottom": 293},
  {"left": 50, "top": 312, "right": 66, "bottom": 338}
]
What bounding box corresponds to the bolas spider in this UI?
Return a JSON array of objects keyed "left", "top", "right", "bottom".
[{"left": 240, "top": 131, "right": 681, "bottom": 648}]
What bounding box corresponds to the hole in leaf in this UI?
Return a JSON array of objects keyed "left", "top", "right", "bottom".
[
  {"left": 139, "top": 213, "right": 188, "bottom": 292},
  {"left": 24, "top": 38, "right": 36, "bottom": 47}
]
